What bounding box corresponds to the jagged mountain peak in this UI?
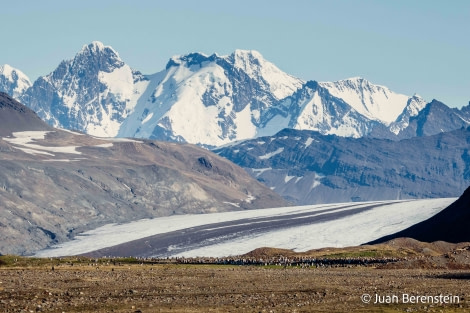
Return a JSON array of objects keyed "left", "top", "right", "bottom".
[
  {"left": 20, "top": 41, "right": 145, "bottom": 137},
  {"left": 73, "top": 41, "right": 124, "bottom": 72},
  {"left": 283, "top": 80, "right": 380, "bottom": 138},
  {"left": 118, "top": 49, "right": 304, "bottom": 146},
  {"left": 4, "top": 43, "right": 469, "bottom": 147},
  {"left": 228, "top": 49, "right": 265, "bottom": 68},
  {"left": 166, "top": 49, "right": 274, "bottom": 72},
  {"left": 338, "top": 76, "right": 366, "bottom": 83},
  {"left": 232, "top": 49, "right": 264, "bottom": 57},
  {"left": 166, "top": 52, "right": 218, "bottom": 69},
  {"left": 321, "top": 76, "right": 389, "bottom": 93},
  {"left": 392, "top": 98, "right": 469, "bottom": 138},
  {"left": 224, "top": 49, "right": 304, "bottom": 100},
  {"left": 79, "top": 41, "right": 117, "bottom": 55},
  {"left": 427, "top": 99, "right": 448, "bottom": 107}
]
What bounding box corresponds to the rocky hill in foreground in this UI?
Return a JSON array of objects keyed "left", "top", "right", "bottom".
[{"left": 0, "top": 93, "right": 286, "bottom": 255}]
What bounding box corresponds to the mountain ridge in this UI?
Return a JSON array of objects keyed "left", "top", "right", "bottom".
[
  {"left": 215, "top": 127, "right": 470, "bottom": 204},
  {"left": 1, "top": 41, "right": 469, "bottom": 146}
]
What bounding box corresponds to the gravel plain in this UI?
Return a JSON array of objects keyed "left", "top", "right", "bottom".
[{"left": 0, "top": 258, "right": 469, "bottom": 313}]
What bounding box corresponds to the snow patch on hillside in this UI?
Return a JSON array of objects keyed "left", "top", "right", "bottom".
[{"left": 259, "top": 147, "right": 284, "bottom": 160}]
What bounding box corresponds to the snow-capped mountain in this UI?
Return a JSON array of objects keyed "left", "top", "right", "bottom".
[
  {"left": 319, "top": 77, "right": 415, "bottom": 125},
  {"left": 2, "top": 41, "right": 469, "bottom": 146},
  {"left": 388, "top": 94, "right": 428, "bottom": 135},
  {"left": 0, "top": 64, "right": 32, "bottom": 99},
  {"left": 20, "top": 41, "right": 149, "bottom": 137},
  {"left": 277, "top": 80, "right": 382, "bottom": 138},
  {"left": 394, "top": 99, "right": 470, "bottom": 139},
  {"left": 253, "top": 79, "right": 427, "bottom": 139},
  {"left": 118, "top": 50, "right": 304, "bottom": 146}
]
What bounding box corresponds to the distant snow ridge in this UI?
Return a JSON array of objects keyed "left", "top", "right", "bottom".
[
  {"left": 0, "top": 64, "right": 32, "bottom": 99},
  {"left": 319, "top": 77, "right": 412, "bottom": 125},
  {"left": 118, "top": 49, "right": 305, "bottom": 146},
  {"left": 4, "top": 41, "right": 470, "bottom": 146},
  {"left": 229, "top": 49, "right": 302, "bottom": 100}
]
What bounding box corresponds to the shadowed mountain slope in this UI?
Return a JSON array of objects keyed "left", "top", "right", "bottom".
[
  {"left": 0, "top": 92, "right": 51, "bottom": 136},
  {"left": 368, "top": 186, "right": 470, "bottom": 244}
]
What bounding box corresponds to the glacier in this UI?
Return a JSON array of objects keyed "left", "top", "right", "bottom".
[{"left": 34, "top": 198, "right": 454, "bottom": 258}]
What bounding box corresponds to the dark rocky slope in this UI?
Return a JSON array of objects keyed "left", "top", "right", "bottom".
[
  {"left": 0, "top": 92, "right": 52, "bottom": 135},
  {"left": 215, "top": 128, "right": 470, "bottom": 204},
  {"left": 368, "top": 186, "right": 470, "bottom": 244}
]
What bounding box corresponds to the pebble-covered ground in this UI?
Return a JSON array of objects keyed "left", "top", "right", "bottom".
[{"left": 0, "top": 262, "right": 468, "bottom": 313}]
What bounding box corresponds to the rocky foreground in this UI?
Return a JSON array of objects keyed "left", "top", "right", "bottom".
[{"left": 1, "top": 239, "right": 470, "bottom": 312}]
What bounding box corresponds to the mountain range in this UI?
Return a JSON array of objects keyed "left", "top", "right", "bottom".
[
  {"left": 2, "top": 41, "right": 470, "bottom": 147},
  {"left": 1, "top": 42, "right": 470, "bottom": 256},
  {"left": 214, "top": 127, "right": 470, "bottom": 204},
  {"left": 0, "top": 92, "right": 285, "bottom": 255}
]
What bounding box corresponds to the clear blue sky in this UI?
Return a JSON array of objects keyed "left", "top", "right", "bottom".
[{"left": 2, "top": 0, "right": 469, "bottom": 108}]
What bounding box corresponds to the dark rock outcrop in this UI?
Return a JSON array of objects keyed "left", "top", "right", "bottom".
[{"left": 368, "top": 186, "right": 470, "bottom": 244}]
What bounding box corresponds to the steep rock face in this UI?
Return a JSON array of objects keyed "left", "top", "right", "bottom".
[
  {"left": 20, "top": 42, "right": 149, "bottom": 137},
  {"left": 0, "top": 94, "right": 287, "bottom": 255},
  {"left": 0, "top": 65, "right": 32, "bottom": 99},
  {"left": 215, "top": 127, "right": 470, "bottom": 204}
]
